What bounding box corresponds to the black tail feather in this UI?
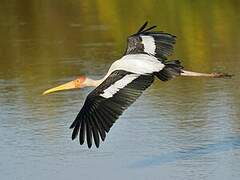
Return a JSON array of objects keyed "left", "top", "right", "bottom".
[{"left": 155, "top": 60, "right": 183, "bottom": 81}]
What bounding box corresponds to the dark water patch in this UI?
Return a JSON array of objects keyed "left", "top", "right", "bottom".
[{"left": 132, "top": 136, "right": 240, "bottom": 168}]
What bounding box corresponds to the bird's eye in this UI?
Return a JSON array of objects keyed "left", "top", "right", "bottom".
[{"left": 74, "top": 79, "right": 82, "bottom": 88}]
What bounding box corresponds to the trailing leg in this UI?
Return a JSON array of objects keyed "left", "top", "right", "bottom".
[
  {"left": 180, "top": 70, "right": 232, "bottom": 78},
  {"left": 155, "top": 60, "right": 232, "bottom": 81}
]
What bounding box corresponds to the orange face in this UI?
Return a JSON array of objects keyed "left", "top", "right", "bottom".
[
  {"left": 73, "top": 76, "right": 86, "bottom": 88},
  {"left": 42, "top": 76, "right": 86, "bottom": 95}
]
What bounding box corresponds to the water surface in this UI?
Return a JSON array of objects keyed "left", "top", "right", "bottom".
[{"left": 0, "top": 1, "right": 240, "bottom": 180}]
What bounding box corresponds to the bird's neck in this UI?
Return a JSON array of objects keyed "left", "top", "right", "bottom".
[{"left": 84, "top": 77, "right": 104, "bottom": 87}]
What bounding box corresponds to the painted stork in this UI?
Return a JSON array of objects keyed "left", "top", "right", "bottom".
[{"left": 43, "top": 22, "right": 231, "bottom": 148}]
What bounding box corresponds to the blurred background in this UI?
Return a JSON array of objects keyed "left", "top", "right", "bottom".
[{"left": 0, "top": 0, "right": 240, "bottom": 180}]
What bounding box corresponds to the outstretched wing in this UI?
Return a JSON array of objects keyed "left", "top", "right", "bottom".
[
  {"left": 125, "top": 21, "right": 176, "bottom": 59},
  {"left": 70, "top": 70, "right": 154, "bottom": 148}
]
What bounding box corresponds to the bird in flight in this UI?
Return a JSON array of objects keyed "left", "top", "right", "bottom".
[{"left": 43, "top": 22, "right": 231, "bottom": 148}]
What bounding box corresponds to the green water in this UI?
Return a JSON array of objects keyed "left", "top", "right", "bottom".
[{"left": 0, "top": 1, "right": 240, "bottom": 180}]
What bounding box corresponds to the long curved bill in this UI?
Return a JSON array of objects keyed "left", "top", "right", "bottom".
[{"left": 42, "top": 80, "right": 77, "bottom": 95}]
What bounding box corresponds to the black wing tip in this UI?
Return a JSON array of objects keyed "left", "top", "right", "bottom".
[
  {"left": 86, "top": 143, "right": 99, "bottom": 149},
  {"left": 95, "top": 143, "right": 100, "bottom": 148},
  {"left": 72, "top": 132, "right": 101, "bottom": 148},
  {"left": 69, "top": 121, "right": 75, "bottom": 129},
  {"left": 136, "top": 21, "right": 157, "bottom": 34},
  {"left": 143, "top": 25, "right": 157, "bottom": 32},
  {"left": 135, "top": 22, "right": 176, "bottom": 39},
  {"left": 80, "top": 139, "right": 84, "bottom": 145},
  {"left": 72, "top": 134, "right": 77, "bottom": 140},
  {"left": 72, "top": 133, "right": 101, "bottom": 148},
  {"left": 137, "top": 21, "right": 148, "bottom": 33},
  {"left": 87, "top": 143, "right": 92, "bottom": 148}
]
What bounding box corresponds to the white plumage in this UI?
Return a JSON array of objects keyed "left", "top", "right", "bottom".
[
  {"left": 141, "top": 35, "right": 156, "bottom": 55},
  {"left": 100, "top": 74, "right": 139, "bottom": 98},
  {"left": 100, "top": 54, "right": 163, "bottom": 98},
  {"left": 106, "top": 54, "right": 164, "bottom": 77}
]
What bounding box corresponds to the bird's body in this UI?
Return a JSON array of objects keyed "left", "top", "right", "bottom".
[
  {"left": 43, "top": 22, "right": 231, "bottom": 148},
  {"left": 107, "top": 54, "right": 164, "bottom": 77}
]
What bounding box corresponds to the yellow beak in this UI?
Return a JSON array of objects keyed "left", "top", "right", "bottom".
[{"left": 42, "top": 80, "right": 77, "bottom": 95}]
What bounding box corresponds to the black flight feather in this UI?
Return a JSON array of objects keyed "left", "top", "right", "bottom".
[
  {"left": 125, "top": 22, "right": 176, "bottom": 59},
  {"left": 137, "top": 21, "right": 148, "bottom": 33},
  {"left": 70, "top": 70, "right": 154, "bottom": 148}
]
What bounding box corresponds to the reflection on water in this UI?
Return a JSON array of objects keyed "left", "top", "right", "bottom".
[
  {"left": 133, "top": 136, "right": 240, "bottom": 168},
  {"left": 0, "top": 0, "right": 240, "bottom": 180}
]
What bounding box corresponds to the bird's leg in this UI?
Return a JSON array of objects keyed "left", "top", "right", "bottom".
[{"left": 180, "top": 70, "right": 233, "bottom": 78}]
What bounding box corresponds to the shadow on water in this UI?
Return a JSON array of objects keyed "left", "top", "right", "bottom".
[{"left": 132, "top": 136, "right": 240, "bottom": 168}]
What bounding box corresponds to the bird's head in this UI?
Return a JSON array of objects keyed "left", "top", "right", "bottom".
[{"left": 42, "top": 76, "right": 87, "bottom": 95}]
